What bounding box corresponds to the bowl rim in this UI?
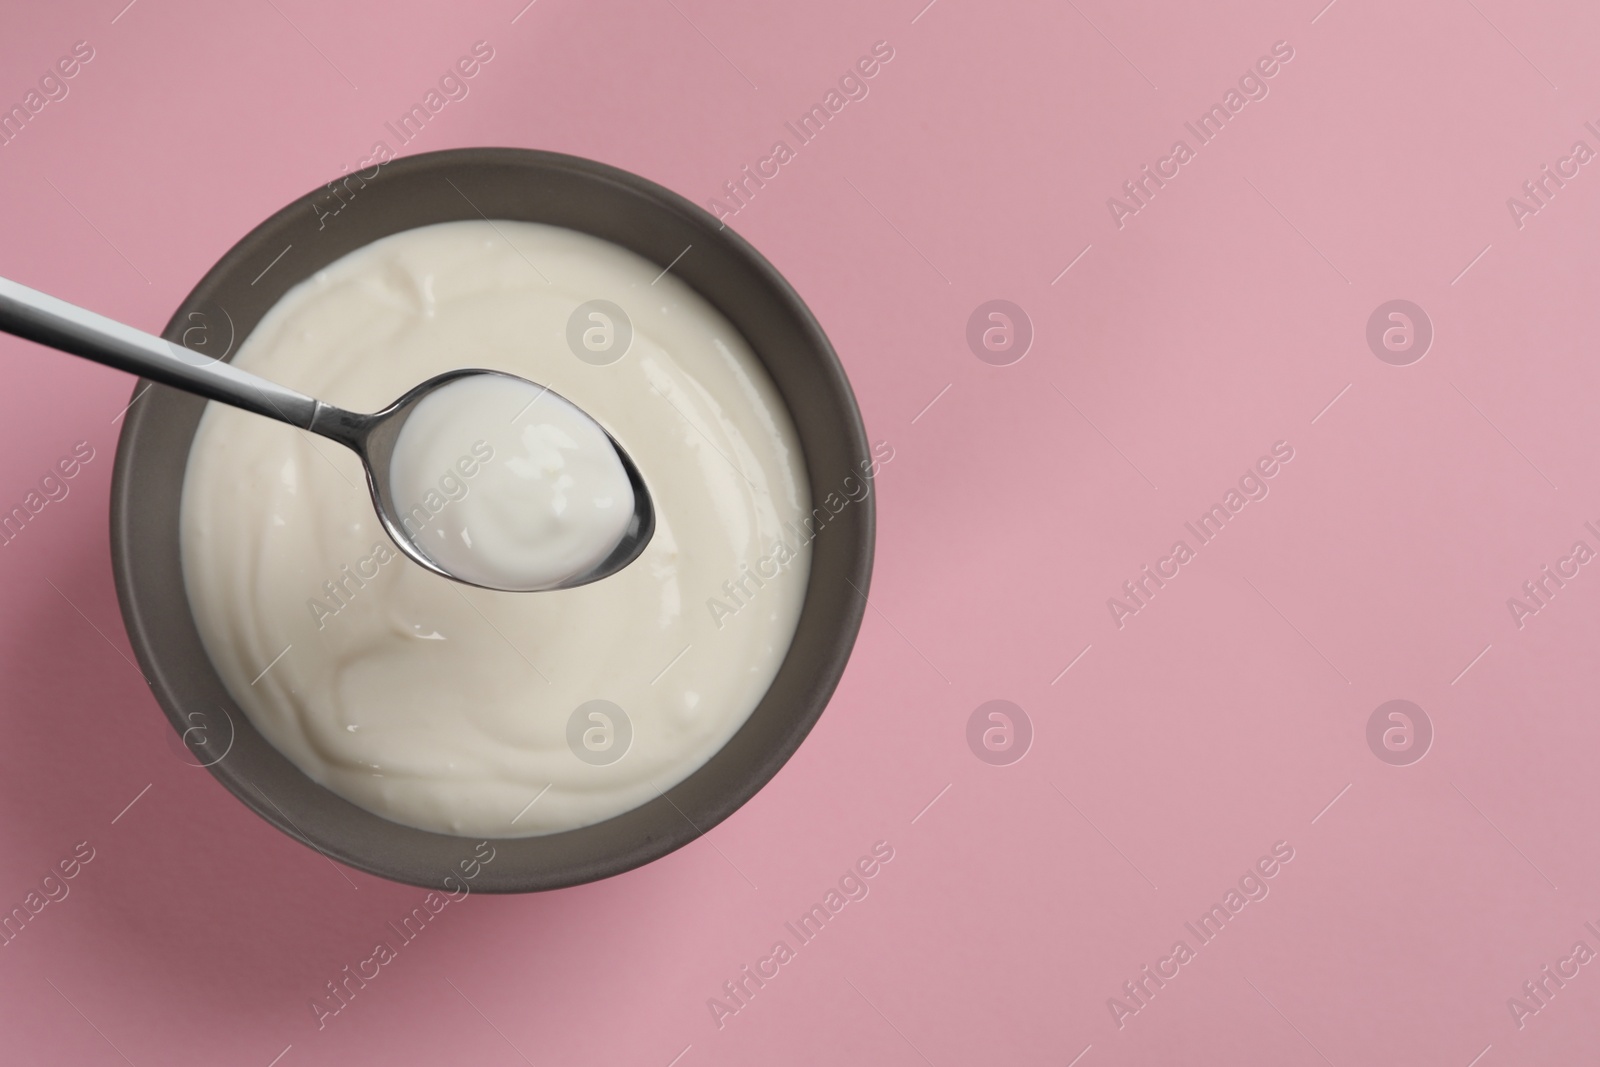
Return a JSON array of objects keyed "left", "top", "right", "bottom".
[{"left": 110, "top": 147, "right": 874, "bottom": 892}]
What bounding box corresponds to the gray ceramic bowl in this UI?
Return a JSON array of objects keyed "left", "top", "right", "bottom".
[{"left": 111, "top": 148, "right": 873, "bottom": 892}]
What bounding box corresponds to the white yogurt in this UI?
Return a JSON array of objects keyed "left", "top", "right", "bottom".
[
  {"left": 388, "top": 374, "right": 635, "bottom": 590},
  {"left": 179, "top": 220, "right": 811, "bottom": 837}
]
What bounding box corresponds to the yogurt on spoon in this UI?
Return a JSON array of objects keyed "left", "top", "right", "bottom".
[{"left": 387, "top": 374, "right": 638, "bottom": 591}]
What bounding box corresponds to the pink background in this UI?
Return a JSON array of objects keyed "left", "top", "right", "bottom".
[{"left": 1, "top": 0, "right": 1596, "bottom": 1063}]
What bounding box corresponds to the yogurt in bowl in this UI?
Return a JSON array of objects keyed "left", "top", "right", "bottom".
[
  {"left": 180, "top": 220, "right": 812, "bottom": 838},
  {"left": 112, "top": 148, "right": 875, "bottom": 891}
]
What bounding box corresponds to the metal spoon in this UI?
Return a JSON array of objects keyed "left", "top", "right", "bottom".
[{"left": 0, "top": 274, "right": 654, "bottom": 591}]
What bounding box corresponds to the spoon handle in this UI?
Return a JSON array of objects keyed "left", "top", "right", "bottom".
[{"left": 0, "top": 274, "right": 320, "bottom": 428}]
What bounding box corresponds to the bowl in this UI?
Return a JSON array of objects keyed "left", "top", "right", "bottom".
[{"left": 110, "top": 148, "right": 873, "bottom": 892}]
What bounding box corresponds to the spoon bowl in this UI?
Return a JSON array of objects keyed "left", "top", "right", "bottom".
[
  {"left": 315, "top": 368, "right": 655, "bottom": 592},
  {"left": 0, "top": 277, "right": 653, "bottom": 590}
]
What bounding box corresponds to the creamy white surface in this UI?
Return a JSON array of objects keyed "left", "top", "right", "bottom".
[
  {"left": 388, "top": 374, "right": 635, "bottom": 590},
  {"left": 180, "top": 220, "right": 811, "bottom": 837}
]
